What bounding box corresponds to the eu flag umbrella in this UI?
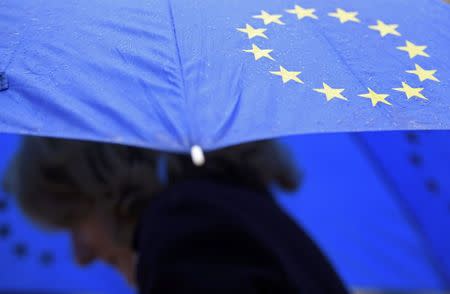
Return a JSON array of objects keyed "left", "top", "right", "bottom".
[
  {"left": 1, "top": 0, "right": 450, "bottom": 292},
  {"left": 1, "top": 0, "right": 450, "bottom": 154},
  {"left": 279, "top": 131, "right": 450, "bottom": 291}
]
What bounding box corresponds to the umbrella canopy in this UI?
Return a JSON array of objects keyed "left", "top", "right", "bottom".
[
  {"left": 1, "top": 0, "right": 449, "bottom": 292},
  {"left": 278, "top": 131, "right": 450, "bottom": 291},
  {"left": 1, "top": 0, "right": 449, "bottom": 152}
]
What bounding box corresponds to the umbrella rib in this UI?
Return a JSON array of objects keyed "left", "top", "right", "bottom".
[
  {"left": 167, "top": 0, "right": 195, "bottom": 149},
  {"left": 309, "top": 22, "right": 367, "bottom": 90}
]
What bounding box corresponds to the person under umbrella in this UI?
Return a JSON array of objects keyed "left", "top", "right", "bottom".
[{"left": 3, "top": 137, "right": 348, "bottom": 294}]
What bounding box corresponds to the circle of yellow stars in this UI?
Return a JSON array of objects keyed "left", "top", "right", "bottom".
[{"left": 237, "top": 6, "right": 439, "bottom": 107}]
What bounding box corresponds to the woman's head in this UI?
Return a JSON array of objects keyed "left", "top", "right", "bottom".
[{"left": 3, "top": 137, "right": 163, "bottom": 285}]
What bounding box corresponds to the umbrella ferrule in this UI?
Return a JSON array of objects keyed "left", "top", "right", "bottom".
[{"left": 191, "top": 145, "right": 205, "bottom": 166}]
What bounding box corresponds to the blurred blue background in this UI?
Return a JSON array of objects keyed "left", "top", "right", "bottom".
[{"left": 1, "top": 131, "right": 449, "bottom": 293}]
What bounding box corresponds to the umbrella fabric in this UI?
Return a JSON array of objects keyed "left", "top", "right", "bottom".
[
  {"left": 278, "top": 131, "right": 450, "bottom": 291},
  {"left": 1, "top": 0, "right": 450, "bottom": 152},
  {"left": 357, "top": 131, "right": 450, "bottom": 287}
]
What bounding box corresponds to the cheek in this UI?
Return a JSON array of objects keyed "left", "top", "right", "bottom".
[
  {"left": 71, "top": 229, "right": 96, "bottom": 265},
  {"left": 74, "top": 219, "right": 115, "bottom": 253}
]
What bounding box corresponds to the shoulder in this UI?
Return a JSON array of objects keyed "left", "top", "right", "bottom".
[
  {"left": 134, "top": 180, "right": 296, "bottom": 292},
  {"left": 134, "top": 179, "right": 349, "bottom": 294}
]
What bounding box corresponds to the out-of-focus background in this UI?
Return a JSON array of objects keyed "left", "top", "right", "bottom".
[{"left": 1, "top": 131, "right": 449, "bottom": 293}]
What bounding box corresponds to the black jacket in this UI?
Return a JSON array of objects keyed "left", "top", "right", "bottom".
[{"left": 134, "top": 179, "right": 348, "bottom": 294}]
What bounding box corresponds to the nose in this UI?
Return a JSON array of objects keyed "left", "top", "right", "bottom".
[{"left": 71, "top": 234, "right": 96, "bottom": 266}]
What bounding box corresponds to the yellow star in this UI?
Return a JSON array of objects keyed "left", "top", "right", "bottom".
[
  {"left": 286, "top": 5, "right": 318, "bottom": 20},
  {"left": 253, "top": 10, "right": 285, "bottom": 25},
  {"left": 270, "top": 66, "right": 303, "bottom": 84},
  {"left": 393, "top": 82, "right": 427, "bottom": 100},
  {"left": 406, "top": 64, "right": 439, "bottom": 82},
  {"left": 358, "top": 88, "right": 392, "bottom": 106},
  {"left": 369, "top": 20, "right": 401, "bottom": 37},
  {"left": 243, "top": 44, "right": 275, "bottom": 61},
  {"left": 237, "top": 24, "right": 268, "bottom": 39},
  {"left": 313, "top": 83, "right": 348, "bottom": 101},
  {"left": 397, "top": 41, "right": 429, "bottom": 59},
  {"left": 328, "top": 8, "right": 360, "bottom": 23}
]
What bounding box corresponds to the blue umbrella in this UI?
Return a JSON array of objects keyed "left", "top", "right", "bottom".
[
  {"left": 1, "top": 0, "right": 450, "bottom": 292},
  {"left": 278, "top": 131, "right": 450, "bottom": 291},
  {"left": 1, "top": 0, "right": 449, "bottom": 155}
]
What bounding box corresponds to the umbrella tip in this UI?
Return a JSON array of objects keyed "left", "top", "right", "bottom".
[{"left": 191, "top": 145, "right": 205, "bottom": 166}]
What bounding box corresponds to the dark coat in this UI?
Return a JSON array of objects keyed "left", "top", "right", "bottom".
[{"left": 134, "top": 179, "right": 349, "bottom": 294}]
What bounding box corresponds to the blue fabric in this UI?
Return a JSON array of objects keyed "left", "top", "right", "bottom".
[
  {"left": 278, "top": 132, "right": 450, "bottom": 291},
  {"left": 358, "top": 131, "right": 450, "bottom": 287},
  {"left": 1, "top": 0, "right": 449, "bottom": 151}
]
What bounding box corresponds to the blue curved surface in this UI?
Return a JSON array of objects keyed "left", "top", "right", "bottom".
[
  {"left": 1, "top": 0, "right": 449, "bottom": 151},
  {"left": 278, "top": 131, "right": 450, "bottom": 291}
]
